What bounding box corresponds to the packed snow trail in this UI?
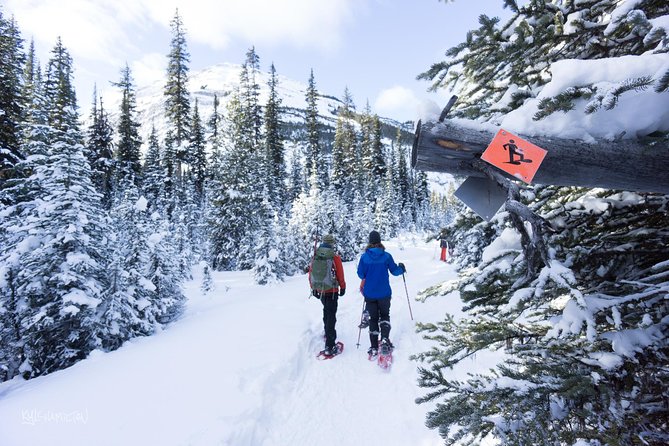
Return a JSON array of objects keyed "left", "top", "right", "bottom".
[{"left": 0, "top": 236, "right": 478, "bottom": 446}]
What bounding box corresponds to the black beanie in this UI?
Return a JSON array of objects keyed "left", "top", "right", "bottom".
[{"left": 368, "top": 230, "right": 381, "bottom": 244}]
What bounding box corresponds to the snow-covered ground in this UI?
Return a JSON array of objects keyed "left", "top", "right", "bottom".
[{"left": 0, "top": 235, "right": 496, "bottom": 446}]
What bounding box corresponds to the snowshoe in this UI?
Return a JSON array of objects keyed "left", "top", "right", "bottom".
[
  {"left": 378, "top": 338, "right": 393, "bottom": 370},
  {"left": 317, "top": 341, "right": 344, "bottom": 360}
]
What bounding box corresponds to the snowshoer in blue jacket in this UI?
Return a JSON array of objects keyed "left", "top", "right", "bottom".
[{"left": 356, "top": 230, "right": 405, "bottom": 358}]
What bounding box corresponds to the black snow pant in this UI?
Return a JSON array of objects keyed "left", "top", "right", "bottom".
[
  {"left": 366, "top": 297, "right": 391, "bottom": 349},
  {"left": 320, "top": 292, "right": 339, "bottom": 348}
]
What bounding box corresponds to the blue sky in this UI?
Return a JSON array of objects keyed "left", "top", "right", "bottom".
[{"left": 2, "top": 0, "right": 509, "bottom": 122}]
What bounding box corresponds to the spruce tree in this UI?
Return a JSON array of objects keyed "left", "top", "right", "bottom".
[
  {"left": 145, "top": 213, "right": 186, "bottom": 324},
  {"left": 206, "top": 91, "right": 249, "bottom": 270},
  {"left": 142, "top": 125, "right": 164, "bottom": 211},
  {"left": 86, "top": 88, "right": 115, "bottom": 208},
  {"left": 206, "top": 93, "right": 223, "bottom": 179},
  {"left": 102, "top": 191, "right": 156, "bottom": 350},
  {"left": 304, "top": 69, "right": 324, "bottom": 184},
  {"left": 17, "top": 40, "right": 109, "bottom": 377},
  {"left": 252, "top": 192, "right": 286, "bottom": 285},
  {"left": 164, "top": 8, "right": 191, "bottom": 177},
  {"left": 0, "top": 11, "right": 25, "bottom": 178},
  {"left": 161, "top": 130, "right": 177, "bottom": 218},
  {"left": 331, "top": 87, "right": 358, "bottom": 202},
  {"left": 207, "top": 48, "right": 266, "bottom": 270},
  {"left": 287, "top": 172, "right": 327, "bottom": 271},
  {"left": 418, "top": 0, "right": 669, "bottom": 120},
  {"left": 239, "top": 46, "right": 262, "bottom": 149},
  {"left": 264, "top": 63, "right": 287, "bottom": 210},
  {"left": 113, "top": 64, "right": 142, "bottom": 188},
  {"left": 189, "top": 98, "right": 207, "bottom": 203},
  {"left": 415, "top": 2, "right": 669, "bottom": 445}
]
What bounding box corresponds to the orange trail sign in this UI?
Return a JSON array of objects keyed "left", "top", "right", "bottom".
[{"left": 481, "top": 129, "right": 547, "bottom": 184}]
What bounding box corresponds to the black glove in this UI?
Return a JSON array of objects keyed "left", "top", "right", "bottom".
[
  {"left": 312, "top": 290, "right": 321, "bottom": 298},
  {"left": 398, "top": 263, "right": 406, "bottom": 273},
  {"left": 339, "top": 288, "right": 346, "bottom": 296}
]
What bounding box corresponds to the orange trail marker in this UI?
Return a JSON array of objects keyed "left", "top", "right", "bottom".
[{"left": 481, "top": 129, "right": 547, "bottom": 184}]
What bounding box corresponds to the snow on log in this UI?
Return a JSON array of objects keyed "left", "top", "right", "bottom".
[{"left": 411, "top": 119, "right": 669, "bottom": 194}]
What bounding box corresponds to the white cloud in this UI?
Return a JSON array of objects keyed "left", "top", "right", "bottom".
[
  {"left": 142, "top": 0, "right": 359, "bottom": 50},
  {"left": 5, "top": 0, "right": 361, "bottom": 66},
  {"left": 4, "top": 0, "right": 146, "bottom": 66},
  {"left": 131, "top": 52, "right": 166, "bottom": 88},
  {"left": 374, "top": 85, "right": 422, "bottom": 122}
]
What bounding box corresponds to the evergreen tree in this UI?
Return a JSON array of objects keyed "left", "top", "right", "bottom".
[
  {"left": 161, "top": 131, "right": 177, "bottom": 218},
  {"left": 416, "top": 187, "right": 669, "bottom": 446},
  {"left": 359, "top": 105, "right": 386, "bottom": 202},
  {"left": 287, "top": 172, "right": 327, "bottom": 271},
  {"left": 113, "top": 64, "right": 142, "bottom": 188},
  {"left": 164, "top": 8, "right": 191, "bottom": 177},
  {"left": 322, "top": 182, "right": 357, "bottom": 261},
  {"left": 374, "top": 154, "right": 400, "bottom": 238},
  {"left": 287, "top": 151, "right": 306, "bottom": 203},
  {"left": 239, "top": 46, "right": 262, "bottom": 149},
  {"left": 142, "top": 125, "right": 164, "bottom": 211},
  {"left": 331, "top": 87, "right": 358, "bottom": 202},
  {"left": 264, "top": 63, "right": 287, "bottom": 210},
  {"left": 42, "top": 37, "right": 78, "bottom": 132},
  {"left": 145, "top": 213, "right": 186, "bottom": 324},
  {"left": 0, "top": 44, "right": 48, "bottom": 380},
  {"left": 15, "top": 40, "right": 109, "bottom": 377},
  {"left": 252, "top": 192, "right": 286, "bottom": 285},
  {"left": 206, "top": 91, "right": 249, "bottom": 270},
  {"left": 86, "top": 88, "right": 115, "bottom": 208},
  {"left": 200, "top": 262, "right": 214, "bottom": 294},
  {"left": 0, "top": 11, "right": 25, "bottom": 179},
  {"left": 206, "top": 93, "right": 223, "bottom": 179},
  {"left": 415, "top": 2, "right": 669, "bottom": 444},
  {"left": 101, "top": 192, "right": 156, "bottom": 350},
  {"left": 394, "top": 128, "right": 412, "bottom": 214},
  {"left": 207, "top": 49, "right": 266, "bottom": 271},
  {"left": 189, "top": 98, "right": 207, "bottom": 203},
  {"left": 304, "top": 69, "right": 324, "bottom": 185},
  {"left": 418, "top": 0, "right": 669, "bottom": 120}
]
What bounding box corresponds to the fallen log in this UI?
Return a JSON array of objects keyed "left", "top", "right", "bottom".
[{"left": 411, "top": 118, "right": 669, "bottom": 194}]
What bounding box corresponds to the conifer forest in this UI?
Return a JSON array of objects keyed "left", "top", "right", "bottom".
[{"left": 0, "top": 9, "right": 449, "bottom": 382}]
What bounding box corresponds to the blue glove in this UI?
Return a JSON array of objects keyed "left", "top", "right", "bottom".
[{"left": 398, "top": 263, "right": 406, "bottom": 273}]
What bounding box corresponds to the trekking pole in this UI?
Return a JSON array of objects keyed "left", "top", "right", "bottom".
[
  {"left": 402, "top": 273, "right": 414, "bottom": 321},
  {"left": 356, "top": 298, "right": 365, "bottom": 349}
]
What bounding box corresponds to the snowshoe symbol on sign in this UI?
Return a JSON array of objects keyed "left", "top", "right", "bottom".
[{"left": 481, "top": 129, "right": 547, "bottom": 183}]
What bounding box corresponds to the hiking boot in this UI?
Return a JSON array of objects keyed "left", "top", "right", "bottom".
[
  {"left": 323, "top": 344, "right": 339, "bottom": 356},
  {"left": 367, "top": 347, "right": 378, "bottom": 358},
  {"left": 380, "top": 338, "right": 394, "bottom": 354},
  {"left": 358, "top": 310, "right": 370, "bottom": 329}
]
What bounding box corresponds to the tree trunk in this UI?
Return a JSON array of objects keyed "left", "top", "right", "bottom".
[{"left": 411, "top": 119, "right": 669, "bottom": 194}]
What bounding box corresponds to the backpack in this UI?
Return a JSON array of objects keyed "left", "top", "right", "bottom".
[{"left": 310, "top": 246, "right": 338, "bottom": 292}]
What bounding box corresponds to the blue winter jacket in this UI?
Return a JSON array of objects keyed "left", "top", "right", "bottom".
[{"left": 356, "top": 247, "right": 404, "bottom": 300}]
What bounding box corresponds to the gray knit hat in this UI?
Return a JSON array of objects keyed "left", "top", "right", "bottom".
[{"left": 323, "top": 234, "right": 336, "bottom": 245}]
